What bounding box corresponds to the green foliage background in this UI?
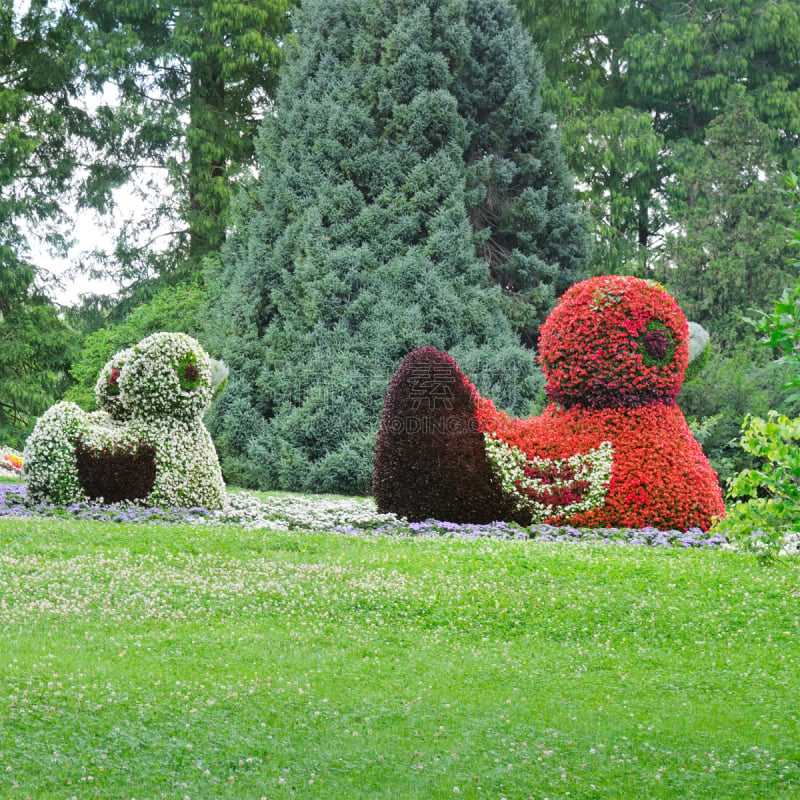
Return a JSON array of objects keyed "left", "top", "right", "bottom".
[
  {"left": 4, "top": 0, "right": 800, "bottom": 509},
  {"left": 205, "top": 0, "right": 590, "bottom": 493}
]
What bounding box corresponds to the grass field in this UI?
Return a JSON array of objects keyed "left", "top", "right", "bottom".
[{"left": 1, "top": 513, "right": 799, "bottom": 799}]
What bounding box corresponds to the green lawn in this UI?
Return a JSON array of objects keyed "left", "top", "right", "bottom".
[{"left": 0, "top": 516, "right": 798, "bottom": 799}]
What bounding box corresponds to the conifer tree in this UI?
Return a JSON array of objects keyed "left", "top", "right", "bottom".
[
  {"left": 72, "top": 0, "right": 296, "bottom": 277},
  {"left": 206, "top": 0, "right": 590, "bottom": 493}
]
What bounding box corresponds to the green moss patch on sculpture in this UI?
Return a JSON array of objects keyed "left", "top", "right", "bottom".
[{"left": 24, "top": 332, "right": 225, "bottom": 510}]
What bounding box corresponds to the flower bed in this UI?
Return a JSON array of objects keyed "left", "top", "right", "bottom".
[
  {"left": 1, "top": 448, "right": 23, "bottom": 478},
  {"left": 0, "top": 482, "right": 735, "bottom": 549}
]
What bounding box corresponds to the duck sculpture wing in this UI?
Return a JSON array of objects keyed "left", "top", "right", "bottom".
[{"left": 484, "top": 434, "right": 613, "bottom": 523}]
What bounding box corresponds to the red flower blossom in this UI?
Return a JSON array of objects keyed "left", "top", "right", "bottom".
[
  {"left": 474, "top": 276, "right": 725, "bottom": 530},
  {"left": 539, "top": 276, "right": 688, "bottom": 409}
]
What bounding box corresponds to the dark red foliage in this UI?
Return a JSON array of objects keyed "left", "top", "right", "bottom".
[
  {"left": 523, "top": 463, "right": 575, "bottom": 483},
  {"left": 75, "top": 437, "right": 157, "bottom": 504},
  {"left": 183, "top": 362, "right": 200, "bottom": 384},
  {"left": 528, "top": 481, "right": 589, "bottom": 507},
  {"left": 643, "top": 328, "right": 669, "bottom": 361},
  {"left": 372, "top": 347, "right": 520, "bottom": 524},
  {"left": 518, "top": 461, "right": 588, "bottom": 507}
]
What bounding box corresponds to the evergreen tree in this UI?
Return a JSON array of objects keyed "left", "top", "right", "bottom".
[
  {"left": 0, "top": 0, "right": 87, "bottom": 446},
  {"left": 206, "top": 0, "right": 589, "bottom": 493},
  {"left": 456, "top": 0, "right": 591, "bottom": 345},
  {"left": 0, "top": 263, "right": 77, "bottom": 449},
  {"left": 72, "top": 0, "right": 297, "bottom": 281}
]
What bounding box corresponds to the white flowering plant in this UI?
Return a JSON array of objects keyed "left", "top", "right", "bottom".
[
  {"left": 24, "top": 332, "right": 226, "bottom": 509},
  {"left": 484, "top": 434, "right": 613, "bottom": 522}
]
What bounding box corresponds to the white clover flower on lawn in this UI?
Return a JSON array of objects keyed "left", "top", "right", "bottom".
[
  {"left": 24, "top": 332, "right": 225, "bottom": 510},
  {"left": 484, "top": 434, "right": 613, "bottom": 522}
]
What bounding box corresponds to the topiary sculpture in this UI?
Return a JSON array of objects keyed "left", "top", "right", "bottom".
[
  {"left": 24, "top": 332, "right": 225, "bottom": 509},
  {"left": 372, "top": 347, "right": 520, "bottom": 525},
  {"left": 373, "top": 276, "right": 725, "bottom": 530}
]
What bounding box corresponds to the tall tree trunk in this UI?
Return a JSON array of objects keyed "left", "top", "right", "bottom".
[{"left": 188, "top": 34, "right": 226, "bottom": 263}]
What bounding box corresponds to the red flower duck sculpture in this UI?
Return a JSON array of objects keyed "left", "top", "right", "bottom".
[{"left": 373, "top": 275, "right": 725, "bottom": 530}]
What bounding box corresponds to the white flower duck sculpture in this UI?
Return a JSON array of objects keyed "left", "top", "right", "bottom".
[{"left": 24, "top": 332, "right": 226, "bottom": 510}]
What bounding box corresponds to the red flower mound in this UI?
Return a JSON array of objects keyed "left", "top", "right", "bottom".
[
  {"left": 373, "top": 276, "right": 725, "bottom": 530},
  {"left": 475, "top": 398, "right": 724, "bottom": 530},
  {"left": 539, "top": 275, "right": 689, "bottom": 409},
  {"left": 372, "top": 347, "right": 517, "bottom": 523}
]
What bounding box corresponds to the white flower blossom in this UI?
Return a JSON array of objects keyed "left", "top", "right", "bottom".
[{"left": 484, "top": 434, "right": 613, "bottom": 521}]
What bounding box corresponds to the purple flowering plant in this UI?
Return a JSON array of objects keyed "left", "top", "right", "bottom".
[{"left": 0, "top": 481, "right": 734, "bottom": 549}]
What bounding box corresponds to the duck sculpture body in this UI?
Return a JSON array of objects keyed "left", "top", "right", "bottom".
[{"left": 373, "top": 276, "right": 725, "bottom": 530}]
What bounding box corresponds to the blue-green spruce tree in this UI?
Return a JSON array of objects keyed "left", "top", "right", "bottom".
[{"left": 205, "top": 0, "right": 591, "bottom": 493}]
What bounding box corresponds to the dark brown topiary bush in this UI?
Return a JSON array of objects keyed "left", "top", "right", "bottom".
[
  {"left": 372, "top": 347, "right": 519, "bottom": 524},
  {"left": 75, "top": 437, "right": 157, "bottom": 504}
]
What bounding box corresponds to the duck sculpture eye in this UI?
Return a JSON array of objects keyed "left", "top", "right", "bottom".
[
  {"left": 637, "top": 320, "right": 676, "bottom": 368},
  {"left": 176, "top": 352, "right": 202, "bottom": 391},
  {"left": 107, "top": 366, "right": 122, "bottom": 396}
]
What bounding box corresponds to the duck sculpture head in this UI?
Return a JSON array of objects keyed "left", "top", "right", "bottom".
[
  {"left": 112, "top": 332, "right": 215, "bottom": 422},
  {"left": 538, "top": 275, "right": 690, "bottom": 410}
]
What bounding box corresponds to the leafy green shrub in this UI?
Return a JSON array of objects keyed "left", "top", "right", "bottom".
[
  {"left": 67, "top": 284, "right": 204, "bottom": 411},
  {"left": 752, "top": 174, "right": 800, "bottom": 400},
  {"left": 713, "top": 412, "right": 800, "bottom": 559},
  {"left": 0, "top": 270, "right": 77, "bottom": 449},
  {"left": 711, "top": 175, "right": 800, "bottom": 556},
  {"left": 677, "top": 350, "right": 793, "bottom": 485}
]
